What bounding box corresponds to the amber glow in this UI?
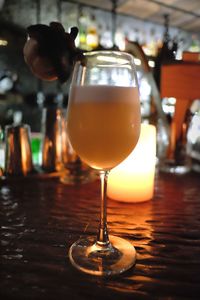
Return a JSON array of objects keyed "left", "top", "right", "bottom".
[
  {"left": 21, "top": 139, "right": 28, "bottom": 174},
  {"left": 107, "top": 124, "right": 156, "bottom": 202},
  {"left": 0, "top": 39, "right": 8, "bottom": 46}
]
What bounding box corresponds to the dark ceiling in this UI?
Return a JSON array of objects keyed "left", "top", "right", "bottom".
[
  {"left": 0, "top": 0, "right": 199, "bottom": 33},
  {"left": 74, "top": 0, "right": 200, "bottom": 33}
]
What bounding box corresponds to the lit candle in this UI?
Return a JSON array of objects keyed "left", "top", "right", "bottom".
[{"left": 107, "top": 124, "right": 156, "bottom": 203}]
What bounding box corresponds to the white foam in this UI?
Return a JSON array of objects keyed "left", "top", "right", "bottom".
[{"left": 69, "top": 85, "right": 139, "bottom": 103}]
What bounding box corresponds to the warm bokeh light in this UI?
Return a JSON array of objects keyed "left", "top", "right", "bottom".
[
  {"left": 107, "top": 124, "right": 156, "bottom": 202},
  {"left": 0, "top": 39, "right": 8, "bottom": 46}
]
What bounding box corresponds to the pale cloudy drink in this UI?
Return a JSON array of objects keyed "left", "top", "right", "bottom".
[{"left": 67, "top": 85, "right": 140, "bottom": 170}]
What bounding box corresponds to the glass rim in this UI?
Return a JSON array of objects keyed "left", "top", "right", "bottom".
[{"left": 83, "top": 50, "right": 134, "bottom": 65}]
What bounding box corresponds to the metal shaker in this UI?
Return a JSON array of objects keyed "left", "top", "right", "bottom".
[
  {"left": 41, "top": 107, "right": 67, "bottom": 172},
  {"left": 5, "top": 124, "right": 33, "bottom": 176}
]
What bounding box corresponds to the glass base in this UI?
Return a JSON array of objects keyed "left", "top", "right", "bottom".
[{"left": 69, "top": 235, "right": 136, "bottom": 276}]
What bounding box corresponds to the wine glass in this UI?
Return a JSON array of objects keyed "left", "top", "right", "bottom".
[{"left": 67, "top": 51, "right": 141, "bottom": 276}]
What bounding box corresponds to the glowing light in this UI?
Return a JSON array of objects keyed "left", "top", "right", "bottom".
[
  {"left": 134, "top": 58, "right": 141, "bottom": 66},
  {"left": 148, "top": 60, "right": 155, "bottom": 68},
  {"left": 0, "top": 39, "right": 8, "bottom": 46},
  {"left": 86, "top": 31, "right": 98, "bottom": 49},
  {"left": 162, "top": 97, "right": 176, "bottom": 114},
  {"left": 107, "top": 124, "right": 156, "bottom": 203}
]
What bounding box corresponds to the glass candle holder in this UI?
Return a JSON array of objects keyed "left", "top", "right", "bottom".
[{"left": 107, "top": 124, "right": 156, "bottom": 203}]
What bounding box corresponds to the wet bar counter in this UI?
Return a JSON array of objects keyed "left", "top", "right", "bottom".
[{"left": 1, "top": 171, "right": 200, "bottom": 300}]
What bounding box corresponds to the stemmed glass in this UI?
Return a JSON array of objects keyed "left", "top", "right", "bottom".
[{"left": 67, "top": 51, "right": 141, "bottom": 276}]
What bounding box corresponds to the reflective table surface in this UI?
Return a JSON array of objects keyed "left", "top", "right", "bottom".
[{"left": 1, "top": 171, "right": 200, "bottom": 300}]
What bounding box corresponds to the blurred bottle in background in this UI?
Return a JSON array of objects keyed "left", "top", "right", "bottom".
[
  {"left": 0, "top": 126, "right": 5, "bottom": 175},
  {"left": 187, "top": 100, "right": 200, "bottom": 173}
]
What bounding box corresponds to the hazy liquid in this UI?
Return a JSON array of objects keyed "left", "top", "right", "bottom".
[{"left": 67, "top": 85, "right": 141, "bottom": 170}]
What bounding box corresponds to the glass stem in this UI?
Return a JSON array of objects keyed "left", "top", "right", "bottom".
[{"left": 97, "top": 170, "right": 110, "bottom": 247}]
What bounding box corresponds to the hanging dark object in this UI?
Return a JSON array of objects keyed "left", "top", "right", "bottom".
[
  {"left": 23, "top": 22, "right": 84, "bottom": 83},
  {"left": 153, "top": 14, "right": 177, "bottom": 91}
]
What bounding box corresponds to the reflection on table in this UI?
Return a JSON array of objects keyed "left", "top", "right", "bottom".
[{"left": 1, "top": 171, "right": 200, "bottom": 299}]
